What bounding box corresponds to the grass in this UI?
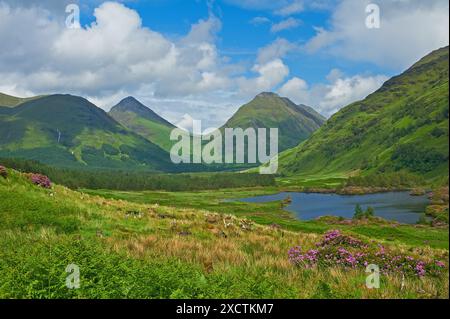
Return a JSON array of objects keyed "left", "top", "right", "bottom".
[
  {"left": 83, "top": 187, "right": 449, "bottom": 250},
  {"left": 1, "top": 168, "right": 448, "bottom": 298}
]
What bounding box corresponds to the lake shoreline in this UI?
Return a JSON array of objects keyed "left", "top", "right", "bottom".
[{"left": 236, "top": 190, "right": 431, "bottom": 225}]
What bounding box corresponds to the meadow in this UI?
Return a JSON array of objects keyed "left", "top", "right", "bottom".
[{"left": 0, "top": 167, "right": 448, "bottom": 299}]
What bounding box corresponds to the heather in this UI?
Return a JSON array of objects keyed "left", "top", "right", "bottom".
[
  {"left": 28, "top": 173, "right": 52, "bottom": 189},
  {"left": 289, "top": 230, "right": 447, "bottom": 278}
]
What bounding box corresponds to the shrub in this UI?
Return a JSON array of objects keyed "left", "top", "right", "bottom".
[
  {"left": 289, "top": 230, "right": 447, "bottom": 278},
  {"left": 392, "top": 143, "right": 448, "bottom": 173},
  {"left": 353, "top": 205, "right": 374, "bottom": 220},
  {"left": 353, "top": 204, "right": 364, "bottom": 219},
  {"left": 29, "top": 173, "right": 52, "bottom": 189},
  {"left": 0, "top": 165, "right": 7, "bottom": 178}
]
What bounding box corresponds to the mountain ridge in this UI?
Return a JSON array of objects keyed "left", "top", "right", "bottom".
[
  {"left": 0, "top": 94, "right": 175, "bottom": 171},
  {"left": 221, "top": 92, "right": 326, "bottom": 152},
  {"left": 278, "top": 46, "right": 449, "bottom": 181}
]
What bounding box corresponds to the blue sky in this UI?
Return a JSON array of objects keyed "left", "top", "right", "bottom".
[
  {"left": 0, "top": 0, "right": 448, "bottom": 129},
  {"left": 79, "top": 0, "right": 390, "bottom": 84}
]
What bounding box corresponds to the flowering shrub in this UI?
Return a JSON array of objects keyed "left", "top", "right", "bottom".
[
  {"left": 29, "top": 173, "right": 52, "bottom": 189},
  {"left": 289, "top": 229, "right": 447, "bottom": 278},
  {"left": 0, "top": 165, "right": 7, "bottom": 178}
]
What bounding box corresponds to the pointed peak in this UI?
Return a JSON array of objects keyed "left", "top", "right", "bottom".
[
  {"left": 110, "top": 96, "right": 175, "bottom": 128},
  {"left": 255, "top": 92, "right": 280, "bottom": 99},
  {"left": 111, "top": 96, "right": 147, "bottom": 112},
  {"left": 117, "top": 96, "right": 144, "bottom": 107},
  {"left": 120, "top": 96, "right": 140, "bottom": 104}
]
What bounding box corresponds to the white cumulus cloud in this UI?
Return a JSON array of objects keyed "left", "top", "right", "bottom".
[
  {"left": 279, "top": 70, "right": 388, "bottom": 116},
  {"left": 304, "top": 0, "right": 449, "bottom": 69}
]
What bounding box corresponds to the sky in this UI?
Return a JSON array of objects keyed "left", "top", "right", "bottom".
[{"left": 0, "top": 0, "right": 448, "bottom": 130}]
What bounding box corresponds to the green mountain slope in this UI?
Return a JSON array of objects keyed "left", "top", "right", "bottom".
[
  {"left": 109, "top": 97, "right": 176, "bottom": 152},
  {"left": 278, "top": 46, "right": 449, "bottom": 181},
  {"left": 0, "top": 92, "right": 44, "bottom": 108},
  {"left": 222, "top": 92, "right": 326, "bottom": 152},
  {"left": 0, "top": 94, "right": 175, "bottom": 171}
]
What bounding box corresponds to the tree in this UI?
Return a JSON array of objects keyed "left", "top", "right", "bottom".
[
  {"left": 365, "top": 206, "right": 375, "bottom": 217},
  {"left": 354, "top": 204, "right": 364, "bottom": 220}
]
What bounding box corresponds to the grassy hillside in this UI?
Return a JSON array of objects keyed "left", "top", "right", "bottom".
[
  {"left": 109, "top": 97, "right": 176, "bottom": 152},
  {"left": 278, "top": 46, "right": 449, "bottom": 182},
  {"left": 0, "top": 167, "right": 448, "bottom": 298},
  {"left": 0, "top": 92, "right": 44, "bottom": 108},
  {"left": 0, "top": 94, "right": 175, "bottom": 171},
  {"left": 222, "top": 92, "right": 326, "bottom": 152}
]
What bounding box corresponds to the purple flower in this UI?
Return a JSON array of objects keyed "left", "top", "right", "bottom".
[
  {"left": 29, "top": 173, "right": 52, "bottom": 189},
  {"left": 415, "top": 261, "right": 426, "bottom": 277}
]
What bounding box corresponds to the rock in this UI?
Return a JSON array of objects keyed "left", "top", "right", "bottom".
[
  {"left": 0, "top": 165, "right": 7, "bottom": 178},
  {"left": 178, "top": 231, "right": 192, "bottom": 236}
]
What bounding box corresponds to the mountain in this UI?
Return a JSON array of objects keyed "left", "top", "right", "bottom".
[
  {"left": 0, "top": 92, "right": 43, "bottom": 108},
  {"left": 0, "top": 94, "right": 175, "bottom": 171},
  {"left": 109, "top": 97, "right": 176, "bottom": 151},
  {"left": 221, "top": 92, "right": 326, "bottom": 152},
  {"left": 278, "top": 46, "right": 449, "bottom": 181}
]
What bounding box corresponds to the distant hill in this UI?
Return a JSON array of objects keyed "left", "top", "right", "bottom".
[
  {"left": 222, "top": 92, "right": 326, "bottom": 152},
  {"left": 278, "top": 46, "right": 449, "bottom": 181},
  {"left": 0, "top": 92, "right": 44, "bottom": 108},
  {"left": 109, "top": 97, "right": 176, "bottom": 152},
  {"left": 0, "top": 94, "right": 175, "bottom": 171}
]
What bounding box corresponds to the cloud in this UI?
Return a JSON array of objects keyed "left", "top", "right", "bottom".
[
  {"left": 304, "top": 0, "right": 449, "bottom": 68},
  {"left": 257, "top": 38, "right": 296, "bottom": 63},
  {"left": 0, "top": 2, "right": 232, "bottom": 98},
  {"left": 278, "top": 77, "right": 309, "bottom": 99},
  {"left": 271, "top": 17, "right": 301, "bottom": 33},
  {"left": 249, "top": 16, "right": 271, "bottom": 25},
  {"left": 238, "top": 59, "right": 290, "bottom": 96},
  {"left": 279, "top": 70, "right": 388, "bottom": 116},
  {"left": 274, "top": 0, "right": 304, "bottom": 16}
]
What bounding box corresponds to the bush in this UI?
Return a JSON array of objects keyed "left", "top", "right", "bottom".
[
  {"left": 353, "top": 205, "right": 374, "bottom": 220},
  {"left": 289, "top": 230, "right": 447, "bottom": 278},
  {"left": 346, "top": 172, "right": 425, "bottom": 188},
  {"left": 353, "top": 204, "right": 364, "bottom": 219},
  {"left": 29, "top": 173, "right": 52, "bottom": 189}
]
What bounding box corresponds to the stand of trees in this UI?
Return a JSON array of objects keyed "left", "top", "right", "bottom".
[{"left": 0, "top": 158, "right": 275, "bottom": 191}]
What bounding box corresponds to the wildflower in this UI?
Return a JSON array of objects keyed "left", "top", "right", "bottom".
[
  {"left": 415, "top": 261, "right": 426, "bottom": 277},
  {"left": 288, "top": 229, "right": 446, "bottom": 279}
]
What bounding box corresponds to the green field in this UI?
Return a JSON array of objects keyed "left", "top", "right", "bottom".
[
  {"left": 0, "top": 168, "right": 448, "bottom": 299},
  {"left": 82, "top": 187, "right": 449, "bottom": 250},
  {"left": 1, "top": 168, "right": 448, "bottom": 299}
]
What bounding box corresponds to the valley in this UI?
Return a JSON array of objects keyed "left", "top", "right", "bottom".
[{"left": 0, "top": 46, "right": 448, "bottom": 299}]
